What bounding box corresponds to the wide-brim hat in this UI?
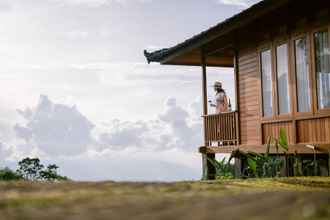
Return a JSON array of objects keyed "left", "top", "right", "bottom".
[{"left": 213, "top": 81, "right": 222, "bottom": 88}]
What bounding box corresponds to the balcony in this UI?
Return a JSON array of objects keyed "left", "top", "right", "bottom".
[{"left": 203, "top": 111, "right": 240, "bottom": 146}]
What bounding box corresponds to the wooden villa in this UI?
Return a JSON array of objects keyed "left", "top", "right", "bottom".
[{"left": 144, "top": 0, "right": 330, "bottom": 179}]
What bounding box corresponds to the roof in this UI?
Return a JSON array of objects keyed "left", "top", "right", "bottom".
[{"left": 144, "top": 0, "right": 290, "bottom": 65}]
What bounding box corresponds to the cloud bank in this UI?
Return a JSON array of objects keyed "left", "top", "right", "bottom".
[{"left": 1, "top": 94, "right": 203, "bottom": 181}]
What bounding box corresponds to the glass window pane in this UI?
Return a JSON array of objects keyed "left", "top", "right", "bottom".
[
  {"left": 276, "top": 44, "right": 291, "bottom": 114},
  {"left": 314, "top": 31, "right": 330, "bottom": 109},
  {"left": 295, "top": 38, "right": 311, "bottom": 112},
  {"left": 261, "top": 50, "right": 273, "bottom": 117}
]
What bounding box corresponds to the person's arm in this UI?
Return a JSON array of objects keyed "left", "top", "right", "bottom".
[{"left": 223, "top": 94, "right": 229, "bottom": 112}]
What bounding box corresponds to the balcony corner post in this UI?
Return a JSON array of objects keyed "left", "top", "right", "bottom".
[
  {"left": 234, "top": 49, "right": 241, "bottom": 145},
  {"left": 201, "top": 48, "right": 208, "bottom": 146},
  {"left": 201, "top": 49, "right": 216, "bottom": 180}
]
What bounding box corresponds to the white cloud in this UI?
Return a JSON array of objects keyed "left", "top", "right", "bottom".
[
  {"left": 96, "top": 97, "right": 202, "bottom": 152},
  {"left": 50, "top": 0, "right": 152, "bottom": 7},
  {"left": 66, "top": 30, "right": 89, "bottom": 40},
  {"left": 0, "top": 142, "right": 13, "bottom": 165},
  {"left": 218, "top": 0, "right": 260, "bottom": 7},
  {"left": 14, "top": 95, "right": 95, "bottom": 156},
  {"left": 7, "top": 94, "right": 203, "bottom": 180},
  {"left": 0, "top": 0, "right": 11, "bottom": 12}
]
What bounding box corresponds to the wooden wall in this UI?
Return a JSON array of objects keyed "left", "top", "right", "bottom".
[
  {"left": 262, "top": 122, "right": 293, "bottom": 144},
  {"left": 297, "top": 118, "right": 330, "bottom": 144},
  {"left": 238, "top": 48, "right": 261, "bottom": 145},
  {"left": 236, "top": 3, "right": 330, "bottom": 149},
  {"left": 237, "top": 43, "right": 330, "bottom": 146}
]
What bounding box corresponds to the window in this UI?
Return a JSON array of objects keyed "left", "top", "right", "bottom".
[
  {"left": 276, "top": 44, "right": 291, "bottom": 114},
  {"left": 314, "top": 31, "right": 330, "bottom": 109},
  {"left": 295, "top": 38, "right": 311, "bottom": 112},
  {"left": 261, "top": 49, "right": 273, "bottom": 117}
]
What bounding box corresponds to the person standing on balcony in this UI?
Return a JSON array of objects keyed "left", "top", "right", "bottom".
[{"left": 211, "top": 81, "right": 229, "bottom": 114}]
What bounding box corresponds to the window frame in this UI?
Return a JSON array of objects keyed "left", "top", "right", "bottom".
[
  {"left": 274, "top": 40, "right": 293, "bottom": 118},
  {"left": 258, "top": 24, "right": 330, "bottom": 122},
  {"left": 291, "top": 34, "right": 314, "bottom": 118},
  {"left": 311, "top": 26, "right": 330, "bottom": 115},
  {"left": 259, "top": 45, "right": 275, "bottom": 120}
]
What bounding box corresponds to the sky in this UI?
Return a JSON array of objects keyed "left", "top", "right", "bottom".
[{"left": 0, "top": 0, "right": 260, "bottom": 181}]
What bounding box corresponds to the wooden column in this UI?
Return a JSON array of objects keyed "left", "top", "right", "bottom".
[
  {"left": 234, "top": 158, "right": 242, "bottom": 178},
  {"left": 201, "top": 50, "right": 208, "bottom": 146},
  {"left": 201, "top": 49, "right": 215, "bottom": 180},
  {"left": 234, "top": 50, "right": 241, "bottom": 145}
]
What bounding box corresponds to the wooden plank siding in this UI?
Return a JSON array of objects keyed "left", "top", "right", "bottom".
[
  {"left": 262, "top": 122, "right": 293, "bottom": 144},
  {"left": 233, "top": 13, "right": 330, "bottom": 153},
  {"left": 238, "top": 48, "right": 261, "bottom": 145},
  {"left": 297, "top": 118, "right": 330, "bottom": 144}
]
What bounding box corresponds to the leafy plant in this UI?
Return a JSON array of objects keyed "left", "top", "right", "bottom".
[
  {"left": 230, "top": 128, "right": 289, "bottom": 178},
  {"left": 207, "top": 157, "right": 234, "bottom": 179}
]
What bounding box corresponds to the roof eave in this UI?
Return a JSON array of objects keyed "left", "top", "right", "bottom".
[{"left": 144, "top": 0, "right": 290, "bottom": 65}]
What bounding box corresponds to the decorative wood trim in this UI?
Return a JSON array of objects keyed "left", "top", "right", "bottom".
[{"left": 260, "top": 114, "right": 330, "bottom": 124}]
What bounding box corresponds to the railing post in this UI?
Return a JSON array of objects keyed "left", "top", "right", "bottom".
[{"left": 235, "top": 111, "right": 240, "bottom": 145}]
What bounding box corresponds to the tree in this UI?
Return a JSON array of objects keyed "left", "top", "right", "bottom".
[
  {"left": 16, "top": 157, "right": 44, "bottom": 181},
  {"left": 40, "top": 164, "right": 68, "bottom": 181},
  {"left": 0, "top": 157, "right": 69, "bottom": 182},
  {"left": 0, "top": 167, "right": 23, "bottom": 181}
]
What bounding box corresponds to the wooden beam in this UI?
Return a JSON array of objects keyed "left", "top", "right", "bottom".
[{"left": 199, "top": 143, "right": 330, "bottom": 154}]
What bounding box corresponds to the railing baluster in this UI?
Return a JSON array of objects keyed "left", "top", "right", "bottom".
[{"left": 204, "top": 111, "right": 239, "bottom": 147}]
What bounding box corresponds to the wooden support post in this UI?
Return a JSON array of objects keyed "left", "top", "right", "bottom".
[
  {"left": 313, "top": 149, "right": 317, "bottom": 176},
  {"left": 201, "top": 50, "right": 209, "bottom": 148},
  {"left": 328, "top": 150, "right": 330, "bottom": 177},
  {"left": 233, "top": 50, "right": 240, "bottom": 145},
  {"left": 202, "top": 153, "right": 216, "bottom": 180},
  {"left": 201, "top": 50, "right": 208, "bottom": 146},
  {"left": 234, "top": 158, "right": 242, "bottom": 178},
  {"left": 293, "top": 151, "right": 303, "bottom": 176},
  {"left": 201, "top": 49, "right": 215, "bottom": 180}
]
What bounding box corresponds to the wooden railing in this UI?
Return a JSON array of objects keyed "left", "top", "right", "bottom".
[{"left": 203, "top": 111, "right": 240, "bottom": 146}]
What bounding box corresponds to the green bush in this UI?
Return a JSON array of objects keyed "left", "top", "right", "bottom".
[
  {"left": 230, "top": 128, "right": 289, "bottom": 178},
  {"left": 0, "top": 167, "right": 23, "bottom": 181}
]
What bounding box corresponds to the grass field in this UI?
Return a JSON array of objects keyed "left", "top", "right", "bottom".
[{"left": 0, "top": 177, "right": 330, "bottom": 220}]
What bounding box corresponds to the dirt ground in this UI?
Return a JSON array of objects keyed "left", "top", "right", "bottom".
[{"left": 0, "top": 177, "right": 330, "bottom": 220}]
